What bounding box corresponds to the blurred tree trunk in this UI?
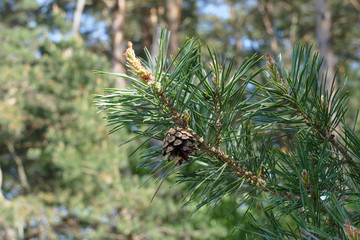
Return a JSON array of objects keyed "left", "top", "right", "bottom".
[
  {"left": 72, "top": 0, "right": 86, "bottom": 38},
  {"left": 315, "top": 0, "right": 341, "bottom": 136},
  {"left": 166, "top": 0, "right": 183, "bottom": 55},
  {"left": 0, "top": 166, "right": 4, "bottom": 200},
  {"left": 228, "top": 1, "right": 244, "bottom": 53},
  {"left": 0, "top": 224, "right": 16, "bottom": 240},
  {"left": 140, "top": 6, "right": 160, "bottom": 50},
  {"left": 349, "top": 0, "right": 360, "bottom": 12},
  {"left": 111, "top": 0, "right": 127, "bottom": 88},
  {"left": 315, "top": 0, "right": 336, "bottom": 92},
  {"left": 140, "top": 7, "right": 153, "bottom": 49},
  {"left": 258, "top": 0, "right": 279, "bottom": 56},
  {"left": 0, "top": 167, "right": 14, "bottom": 239},
  {"left": 289, "top": 11, "right": 298, "bottom": 57},
  {"left": 5, "top": 141, "right": 30, "bottom": 193},
  {"left": 151, "top": 4, "right": 166, "bottom": 60}
]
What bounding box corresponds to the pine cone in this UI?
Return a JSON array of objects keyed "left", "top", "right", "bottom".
[{"left": 162, "top": 127, "right": 198, "bottom": 165}]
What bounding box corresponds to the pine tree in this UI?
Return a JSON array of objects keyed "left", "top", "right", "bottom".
[{"left": 96, "top": 30, "right": 360, "bottom": 239}]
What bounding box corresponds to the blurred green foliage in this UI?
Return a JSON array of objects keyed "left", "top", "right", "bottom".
[{"left": 1, "top": 0, "right": 360, "bottom": 239}]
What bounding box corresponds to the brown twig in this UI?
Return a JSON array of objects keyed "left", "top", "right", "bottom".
[
  {"left": 124, "top": 42, "right": 266, "bottom": 188},
  {"left": 158, "top": 90, "right": 266, "bottom": 187},
  {"left": 267, "top": 55, "right": 354, "bottom": 168},
  {"left": 287, "top": 99, "right": 358, "bottom": 172}
]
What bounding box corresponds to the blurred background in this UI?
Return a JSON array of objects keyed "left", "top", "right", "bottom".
[{"left": 0, "top": 0, "right": 359, "bottom": 239}]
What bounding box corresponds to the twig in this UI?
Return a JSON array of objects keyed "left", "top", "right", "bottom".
[
  {"left": 124, "top": 41, "right": 266, "bottom": 188},
  {"left": 287, "top": 99, "right": 359, "bottom": 171},
  {"left": 158, "top": 90, "right": 266, "bottom": 187}
]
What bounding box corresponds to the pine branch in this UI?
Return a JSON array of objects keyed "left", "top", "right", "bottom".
[
  {"left": 287, "top": 96, "right": 356, "bottom": 168},
  {"left": 263, "top": 50, "right": 359, "bottom": 173},
  {"left": 95, "top": 32, "right": 360, "bottom": 239},
  {"left": 124, "top": 45, "right": 266, "bottom": 188}
]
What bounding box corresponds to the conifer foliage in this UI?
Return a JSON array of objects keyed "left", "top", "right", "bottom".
[{"left": 95, "top": 30, "right": 360, "bottom": 239}]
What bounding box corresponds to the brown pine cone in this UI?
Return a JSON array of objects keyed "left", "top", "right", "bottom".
[{"left": 162, "top": 127, "right": 198, "bottom": 165}]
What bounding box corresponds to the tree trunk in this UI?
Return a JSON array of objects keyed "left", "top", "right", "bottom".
[
  {"left": 315, "top": 0, "right": 341, "bottom": 135},
  {"left": 258, "top": 0, "right": 279, "bottom": 56},
  {"left": 111, "top": 0, "right": 127, "bottom": 88},
  {"left": 0, "top": 224, "right": 16, "bottom": 240},
  {"left": 349, "top": 0, "right": 360, "bottom": 12},
  {"left": 0, "top": 166, "right": 4, "bottom": 200},
  {"left": 0, "top": 167, "right": 16, "bottom": 240},
  {"left": 315, "top": 0, "right": 336, "bottom": 93},
  {"left": 72, "top": 0, "right": 86, "bottom": 38},
  {"left": 5, "top": 141, "right": 31, "bottom": 193},
  {"left": 289, "top": 11, "right": 298, "bottom": 58},
  {"left": 229, "top": 2, "right": 244, "bottom": 53},
  {"left": 166, "top": 0, "right": 183, "bottom": 55},
  {"left": 140, "top": 6, "right": 158, "bottom": 50}
]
